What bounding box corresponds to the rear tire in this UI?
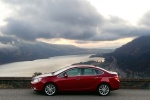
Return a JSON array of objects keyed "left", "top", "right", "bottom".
[
  {"left": 97, "top": 83, "right": 110, "bottom": 96},
  {"left": 44, "top": 83, "right": 57, "bottom": 96}
]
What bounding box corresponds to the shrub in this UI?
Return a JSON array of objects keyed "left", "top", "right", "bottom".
[{"left": 32, "top": 72, "right": 42, "bottom": 77}]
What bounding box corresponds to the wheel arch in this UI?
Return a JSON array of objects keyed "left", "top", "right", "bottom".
[
  {"left": 97, "top": 82, "right": 111, "bottom": 90},
  {"left": 43, "top": 82, "right": 59, "bottom": 91}
]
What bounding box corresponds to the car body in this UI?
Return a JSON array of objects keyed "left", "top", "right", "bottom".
[{"left": 31, "top": 65, "right": 120, "bottom": 96}]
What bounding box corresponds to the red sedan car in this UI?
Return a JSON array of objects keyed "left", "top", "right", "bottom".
[{"left": 31, "top": 65, "right": 120, "bottom": 96}]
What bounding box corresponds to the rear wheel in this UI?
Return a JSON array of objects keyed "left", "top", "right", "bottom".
[
  {"left": 98, "top": 83, "right": 110, "bottom": 96},
  {"left": 44, "top": 83, "right": 57, "bottom": 96}
]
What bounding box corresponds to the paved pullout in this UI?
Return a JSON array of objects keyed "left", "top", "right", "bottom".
[{"left": 0, "top": 89, "right": 149, "bottom": 100}]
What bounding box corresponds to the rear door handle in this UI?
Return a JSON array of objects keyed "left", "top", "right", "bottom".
[{"left": 76, "top": 78, "right": 80, "bottom": 80}]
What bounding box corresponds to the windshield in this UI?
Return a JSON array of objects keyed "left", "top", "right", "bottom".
[{"left": 53, "top": 66, "right": 70, "bottom": 75}]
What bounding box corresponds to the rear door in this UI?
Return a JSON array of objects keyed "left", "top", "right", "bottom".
[{"left": 79, "top": 68, "right": 103, "bottom": 90}]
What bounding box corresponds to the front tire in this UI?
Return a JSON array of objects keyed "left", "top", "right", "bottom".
[
  {"left": 44, "top": 83, "right": 57, "bottom": 96},
  {"left": 98, "top": 83, "right": 110, "bottom": 96}
]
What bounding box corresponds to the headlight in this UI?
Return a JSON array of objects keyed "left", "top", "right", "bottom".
[{"left": 32, "top": 78, "right": 42, "bottom": 83}]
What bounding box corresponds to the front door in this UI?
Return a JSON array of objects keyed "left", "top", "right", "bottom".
[{"left": 57, "top": 68, "right": 82, "bottom": 91}]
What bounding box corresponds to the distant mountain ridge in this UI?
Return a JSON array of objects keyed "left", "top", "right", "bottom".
[
  {"left": 0, "top": 36, "right": 113, "bottom": 65},
  {"left": 108, "top": 35, "right": 150, "bottom": 77}
]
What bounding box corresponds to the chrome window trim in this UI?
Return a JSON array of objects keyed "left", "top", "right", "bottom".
[{"left": 57, "top": 67, "right": 104, "bottom": 78}]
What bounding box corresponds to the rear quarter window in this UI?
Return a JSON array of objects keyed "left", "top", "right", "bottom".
[{"left": 95, "top": 69, "right": 103, "bottom": 75}]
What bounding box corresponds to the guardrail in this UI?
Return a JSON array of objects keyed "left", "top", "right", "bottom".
[
  {"left": 0, "top": 77, "right": 31, "bottom": 88},
  {"left": 0, "top": 77, "right": 150, "bottom": 89},
  {"left": 120, "top": 78, "right": 150, "bottom": 89}
]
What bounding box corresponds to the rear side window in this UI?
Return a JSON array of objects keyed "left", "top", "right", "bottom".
[{"left": 83, "top": 68, "right": 103, "bottom": 75}]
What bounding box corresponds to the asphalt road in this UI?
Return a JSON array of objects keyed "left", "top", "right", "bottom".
[{"left": 0, "top": 89, "right": 149, "bottom": 100}]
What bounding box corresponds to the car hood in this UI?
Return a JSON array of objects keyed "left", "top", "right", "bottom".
[{"left": 34, "top": 73, "right": 54, "bottom": 78}]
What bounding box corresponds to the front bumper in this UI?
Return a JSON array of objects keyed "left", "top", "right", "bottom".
[{"left": 31, "top": 81, "right": 44, "bottom": 91}]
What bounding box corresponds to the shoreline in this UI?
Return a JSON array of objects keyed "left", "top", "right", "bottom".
[{"left": 0, "top": 54, "right": 104, "bottom": 77}]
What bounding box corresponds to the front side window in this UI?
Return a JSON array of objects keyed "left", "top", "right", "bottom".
[{"left": 66, "top": 68, "right": 81, "bottom": 77}]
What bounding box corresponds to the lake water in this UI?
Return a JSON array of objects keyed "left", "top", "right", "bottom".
[{"left": 0, "top": 54, "right": 104, "bottom": 77}]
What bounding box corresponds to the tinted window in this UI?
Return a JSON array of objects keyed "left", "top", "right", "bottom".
[
  {"left": 66, "top": 68, "right": 81, "bottom": 77},
  {"left": 95, "top": 69, "right": 103, "bottom": 75},
  {"left": 83, "top": 68, "right": 103, "bottom": 75}
]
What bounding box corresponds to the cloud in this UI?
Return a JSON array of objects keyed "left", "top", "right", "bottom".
[
  {"left": 0, "top": 36, "right": 17, "bottom": 49},
  {"left": 1, "top": 0, "right": 150, "bottom": 42},
  {"left": 1, "top": 0, "right": 104, "bottom": 41},
  {"left": 138, "top": 11, "right": 150, "bottom": 27},
  {"left": 1, "top": 18, "right": 36, "bottom": 41},
  {"left": 0, "top": 42, "right": 14, "bottom": 49}
]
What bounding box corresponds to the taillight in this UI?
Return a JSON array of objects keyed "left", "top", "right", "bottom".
[{"left": 114, "top": 76, "right": 120, "bottom": 81}]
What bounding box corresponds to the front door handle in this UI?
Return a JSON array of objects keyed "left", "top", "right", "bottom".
[{"left": 94, "top": 77, "right": 99, "bottom": 79}]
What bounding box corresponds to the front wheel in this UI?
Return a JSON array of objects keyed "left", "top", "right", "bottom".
[
  {"left": 98, "top": 84, "right": 110, "bottom": 96},
  {"left": 44, "top": 83, "right": 57, "bottom": 96}
]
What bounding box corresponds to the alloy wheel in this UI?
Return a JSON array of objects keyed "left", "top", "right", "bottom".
[
  {"left": 44, "top": 83, "right": 57, "bottom": 96},
  {"left": 98, "top": 84, "right": 110, "bottom": 96}
]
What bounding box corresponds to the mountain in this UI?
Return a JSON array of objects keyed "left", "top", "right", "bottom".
[
  {"left": 0, "top": 36, "right": 113, "bottom": 65},
  {"left": 107, "top": 35, "right": 150, "bottom": 77}
]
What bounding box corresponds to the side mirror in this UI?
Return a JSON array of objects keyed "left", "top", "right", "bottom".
[{"left": 64, "top": 73, "right": 68, "bottom": 78}]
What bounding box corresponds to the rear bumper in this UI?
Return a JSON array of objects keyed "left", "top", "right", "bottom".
[{"left": 110, "top": 81, "right": 120, "bottom": 90}]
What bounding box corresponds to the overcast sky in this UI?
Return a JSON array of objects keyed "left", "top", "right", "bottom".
[{"left": 0, "top": 0, "right": 150, "bottom": 49}]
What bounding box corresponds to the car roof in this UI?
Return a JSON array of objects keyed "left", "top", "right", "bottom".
[
  {"left": 70, "top": 64, "right": 110, "bottom": 72},
  {"left": 70, "top": 64, "right": 100, "bottom": 69}
]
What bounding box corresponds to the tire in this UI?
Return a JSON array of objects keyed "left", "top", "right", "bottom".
[
  {"left": 44, "top": 83, "right": 57, "bottom": 96},
  {"left": 98, "top": 83, "right": 110, "bottom": 96}
]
